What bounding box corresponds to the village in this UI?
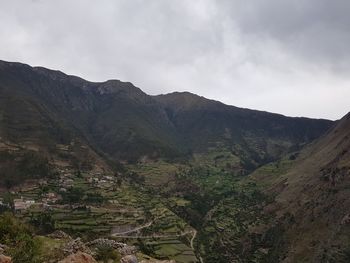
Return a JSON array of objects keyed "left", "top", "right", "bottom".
[{"left": 1, "top": 167, "right": 120, "bottom": 213}]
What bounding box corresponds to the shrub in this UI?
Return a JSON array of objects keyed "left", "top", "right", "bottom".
[
  {"left": 95, "top": 245, "right": 121, "bottom": 263},
  {"left": 0, "top": 213, "right": 40, "bottom": 263}
]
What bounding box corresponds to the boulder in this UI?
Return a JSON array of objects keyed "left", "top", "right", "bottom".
[
  {"left": 63, "top": 238, "right": 92, "bottom": 256},
  {"left": 0, "top": 255, "right": 12, "bottom": 263},
  {"left": 0, "top": 245, "right": 7, "bottom": 255},
  {"left": 120, "top": 255, "right": 138, "bottom": 263},
  {"left": 341, "top": 214, "right": 350, "bottom": 225},
  {"left": 140, "top": 260, "right": 175, "bottom": 263},
  {"left": 140, "top": 260, "right": 176, "bottom": 263},
  {"left": 58, "top": 252, "right": 97, "bottom": 263},
  {"left": 48, "top": 230, "right": 72, "bottom": 240}
]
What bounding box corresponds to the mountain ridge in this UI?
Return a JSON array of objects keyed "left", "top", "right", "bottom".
[
  {"left": 0, "top": 59, "right": 335, "bottom": 121},
  {"left": 0, "top": 59, "right": 334, "bottom": 168}
]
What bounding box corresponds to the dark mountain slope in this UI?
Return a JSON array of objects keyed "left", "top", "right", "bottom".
[
  {"left": 251, "top": 112, "right": 350, "bottom": 262},
  {"left": 0, "top": 61, "right": 183, "bottom": 161},
  {"left": 0, "top": 60, "right": 333, "bottom": 167},
  {"left": 155, "top": 92, "right": 333, "bottom": 168}
]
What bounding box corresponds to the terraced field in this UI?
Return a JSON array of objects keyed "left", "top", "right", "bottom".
[{"left": 8, "top": 172, "right": 198, "bottom": 263}]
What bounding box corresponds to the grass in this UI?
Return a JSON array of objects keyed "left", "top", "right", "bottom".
[{"left": 33, "top": 236, "right": 66, "bottom": 262}]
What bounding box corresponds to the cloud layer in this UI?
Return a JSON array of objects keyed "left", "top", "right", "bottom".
[{"left": 0, "top": 0, "right": 349, "bottom": 119}]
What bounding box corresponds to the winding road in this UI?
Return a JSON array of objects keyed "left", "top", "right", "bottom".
[{"left": 111, "top": 221, "right": 204, "bottom": 263}]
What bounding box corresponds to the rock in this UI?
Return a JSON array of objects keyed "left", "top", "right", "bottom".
[
  {"left": 341, "top": 214, "right": 350, "bottom": 225},
  {"left": 58, "top": 252, "right": 97, "bottom": 263},
  {"left": 119, "top": 245, "right": 137, "bottom": 256},
  {"left": 0, "top": 245, "right": 7, "bottom": 255},
  {"left": 86, "top": 238, "right": 136, "bottom": 256},
  {"left": 0, "top": 254, "right": 12, "bottom": 263},
  {"left": 120, "top": 255, "right": 138, "bottom": 263},
  {"left": 140, "top": 260, "right": 175, "bottom": 263},
  {"left": 86, "top": 238, "right": 126, "bottom": 249},
  {"left": 63, "top": 238, "right": 92, "bottom": 256},
  {"left": 48, "top": 230, "right": 72, "bottom": 240}
]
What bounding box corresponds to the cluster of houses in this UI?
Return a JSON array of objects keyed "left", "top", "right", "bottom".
[
  {"left": 86, "top": 174, "right": 117, "bottom": 188},
  {"left": 12, "top": 192, "right": 62, "bottom": 212},
  {"left": 2, "top": 166, "right": 121, "bottom": 213},
  {"left": 13, "top": 198, "right": 35, "bottom": 211}
]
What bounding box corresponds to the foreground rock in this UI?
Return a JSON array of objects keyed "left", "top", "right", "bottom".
[
  {"left": 58, "top": 252, "right": 97, "bottom": 263},
  {"left": 48, "top": 230, "right": 73, "bottom": 240},
  {"left": 63, "top": 238, "right": 92, "bottom": 256},
  {"left": 140, "top": 260, "right": 176, "bottom": 263},
  {"left": 120, "top": 255, "right": 138, "bottom": 263},
  {"left": 0, "top": 255, "right": 12, "bottom": 263},
  {"left": 86, "top": 238, "right": 136, "bottom": 256}
]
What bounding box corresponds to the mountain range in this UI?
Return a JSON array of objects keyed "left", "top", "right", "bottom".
[
  {"left": 0, "top": 60, "right": 332, "bottom": 167},
  {"left": 0, "top": 59, "right": 349, "bottom": 263}
]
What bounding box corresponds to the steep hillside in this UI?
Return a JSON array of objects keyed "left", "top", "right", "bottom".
[{"left": 251, "top": 112, "right": 350, "bottom": 262}]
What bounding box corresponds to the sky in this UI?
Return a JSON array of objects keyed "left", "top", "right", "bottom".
[{"left": 0, "top": 0, "right": 349, "bottom": 120}]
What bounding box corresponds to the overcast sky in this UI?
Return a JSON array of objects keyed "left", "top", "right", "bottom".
[{"left": 0, "top": 0, "right": 349, "bottom": 120}]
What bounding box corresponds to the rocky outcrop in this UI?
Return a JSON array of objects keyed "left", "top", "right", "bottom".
[
  {"left": 120, "top": 255, "right": 138, "bottom": 263},
  {"left": 341, "top": 214, "right": 350, "bottom": 225},
  {"left": 0, "top": 255, "right": 12, "bottom": 263},
  {"left": 0, "top": 244, "right": 8, "bottom": 255},
  {"left": 86, "top": 238, "right": 126, "bottom": 249},
  {"left": 48, "top": 230, "right": 73, "bottom": 240},
  {"left": 86, "top": 238, "right": 136, "bottom": 256},
  {"left": 140, "top": 260, "right": 176, "bottom": 263},
  {"left": 58, "top": 252, "right": 97, "bottom": 263},
  {"left": 63, "top": 238, "right": 92, "bottom": 256}
]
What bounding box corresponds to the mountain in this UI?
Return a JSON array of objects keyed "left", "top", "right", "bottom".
[
  {"left": 250, "top": 112, "right": 350, "bottom": 262},
  {"left": 0, "top": 59, "right": 346, "bottom": 263},
  {"left": 0, "top": 61, "right": 183, "bottom": 163},
  {"left": 0, "top": 60, "right": 333, "bottom": 170}
]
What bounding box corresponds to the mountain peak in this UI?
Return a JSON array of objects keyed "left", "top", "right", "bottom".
[
  {"left": 154, "top": 91, "right": 222, "bottom": 111},
  {"left": 95, "top": 79, "right": 144, "bottom": 96}
]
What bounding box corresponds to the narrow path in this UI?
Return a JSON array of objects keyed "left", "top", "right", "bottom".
[
  {"left": 190, "top": 230, "right": 196, "bottom": 250},
  {"left": 111, "top": 230, "right": 193, "bottom": 239},
  {"left": 190, "top": 230, "right": 204, "bottom": 263},
  {"left": 111, "top": 222, "right": 205, "bottom": 262},
  {"left": 111, "top": 220, "right": 153, "bottom": 236}
]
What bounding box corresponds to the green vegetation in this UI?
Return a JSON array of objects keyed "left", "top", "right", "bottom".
[
  {"left": 0, "top": 213, "right": 40, "bottom": 263},
  {"left": 95, "top": 244, "right": 121, "bottom": 263}
]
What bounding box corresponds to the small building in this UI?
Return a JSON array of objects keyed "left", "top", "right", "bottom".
[
  {"left": 43, "top": 192, "right": 62, "bottom": 204},
  {"left": 14, "top": 198, "right": 35, "bottom": 211}
]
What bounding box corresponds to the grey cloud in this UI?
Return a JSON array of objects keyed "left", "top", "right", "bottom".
[
  {"left": 0, "top": 0, "right": 349, "bottom": 120},
  {"left": 223, "top": 0, "right": 350, "bottom": 68}
]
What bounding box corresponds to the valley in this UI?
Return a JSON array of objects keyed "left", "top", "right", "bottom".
[{"left": 0, "top": 60, "right": 349, "bottom": 263}]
